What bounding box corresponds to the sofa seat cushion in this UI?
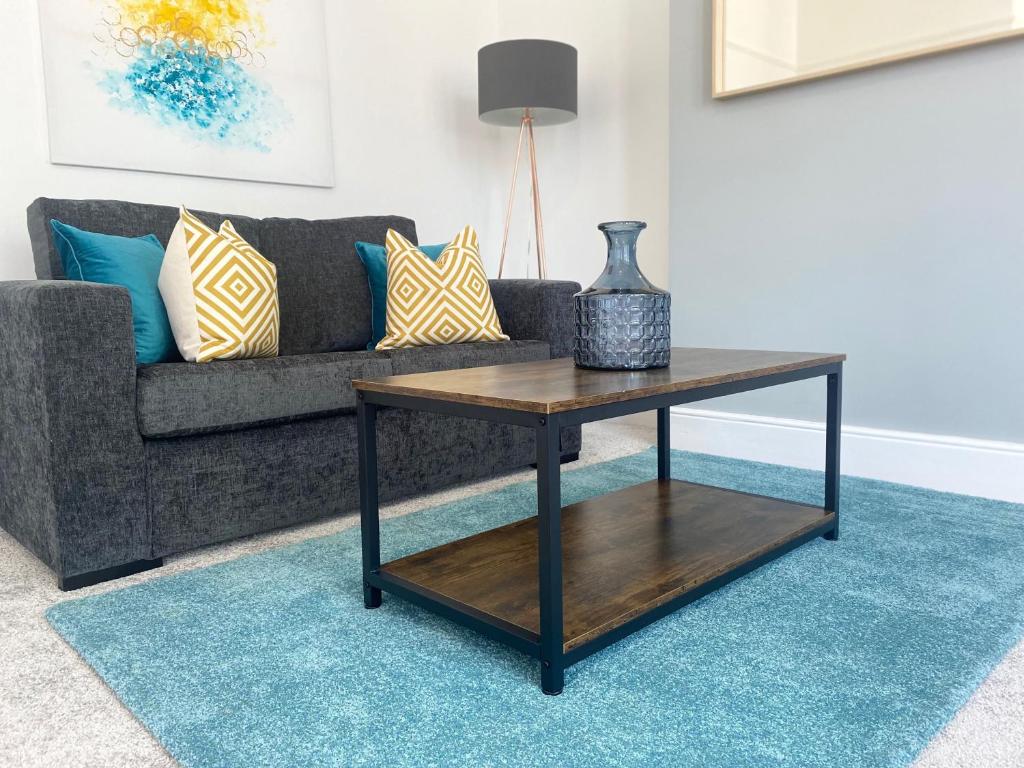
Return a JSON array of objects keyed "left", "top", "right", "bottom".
[
  {"left": 137, "top": 351, "right": 391, "bottom": 438},
  {"left": 382, "top": 339, "right": 550, "bottom": 375}
]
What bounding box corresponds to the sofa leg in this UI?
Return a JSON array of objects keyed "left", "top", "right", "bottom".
[
  {"left": 58, "top": 558, "right": 164, "bottom": 591},
  {"left": 531, "top": 452, "right": 580, "bottom": 469}
]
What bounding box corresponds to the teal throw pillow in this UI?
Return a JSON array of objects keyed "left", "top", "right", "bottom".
[
  {"left": 355, "top": 240, "right": 446, "bottom": 349},
  {"left": 50, "top": 219, "right": 179, "bottom": 365}
]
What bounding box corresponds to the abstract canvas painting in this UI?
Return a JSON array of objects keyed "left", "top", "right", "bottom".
[{"left": 38, "top": 0, "right": 334, "bottom": 187}]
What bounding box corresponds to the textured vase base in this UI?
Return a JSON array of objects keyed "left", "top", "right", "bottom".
[
  {"left": 574, "top": 358, "right": 671, "bottom": 371},
  {"left": 573, "top": 293, "right": 671, "bottom": 371}
]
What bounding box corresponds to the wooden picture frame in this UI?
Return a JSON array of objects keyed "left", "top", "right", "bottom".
[{"left": 713, "top": 0, "right": 1024, "bottom": 99}]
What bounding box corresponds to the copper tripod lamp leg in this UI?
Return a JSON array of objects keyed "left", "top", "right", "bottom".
[
  {"left": 525, "top": 115, "right": 548, "bottom": 279},
  {"left": 497, "top": 109, "right": 548, "bottom": 280},
  {"left": 497, "top": 118, "right": 527, "bottom": 279}
]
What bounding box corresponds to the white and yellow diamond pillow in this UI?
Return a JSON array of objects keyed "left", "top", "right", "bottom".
[
  {"left": 376, "top": 225, "right": 508, "bottom": 350},
  {"left": 159, "top": 207, "right": 279, "bottom": 363}
]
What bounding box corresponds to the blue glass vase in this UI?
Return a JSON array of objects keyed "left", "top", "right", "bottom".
[{"left": 573, "top": 221, "right": 671, "bottom": 370}]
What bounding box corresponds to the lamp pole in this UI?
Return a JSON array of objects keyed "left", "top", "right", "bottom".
[{"left": 497, "top": 109, "right": 548, "bottom": 279}]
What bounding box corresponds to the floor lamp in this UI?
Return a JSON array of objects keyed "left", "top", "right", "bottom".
[{"left": 478, "top": 40, "right": 578, "bottom": 279}]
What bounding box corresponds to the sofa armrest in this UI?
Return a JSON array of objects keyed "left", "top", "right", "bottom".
[
  {"left": 489, "top": 279, "right": 580, "bottom": 359},
  {"left": 0, "top": 280, "right": 148, "bottom": 584}
]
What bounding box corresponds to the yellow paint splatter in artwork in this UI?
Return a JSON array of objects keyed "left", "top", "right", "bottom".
[{"left": 101, "top": 0, "right": 269, "bottom": 63}]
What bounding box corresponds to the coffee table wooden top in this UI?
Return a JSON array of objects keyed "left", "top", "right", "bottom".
[{"left": 353, "top": 347, "right": 845, "bottom": 414}]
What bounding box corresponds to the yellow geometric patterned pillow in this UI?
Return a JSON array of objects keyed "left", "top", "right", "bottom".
[
  {"left": 376, "top": 225, "right": 508, "bottom": 350},
  {"left": 159, "top": 207, "right": 279, "bottom": 362}
]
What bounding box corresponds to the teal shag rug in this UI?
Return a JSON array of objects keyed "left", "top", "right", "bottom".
[{"left": 47, "top": 449, "right": 1024, "bottom": 768}]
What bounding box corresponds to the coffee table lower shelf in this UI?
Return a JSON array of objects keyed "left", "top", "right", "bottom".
[{"left": 367, "top": 479, "right": 836, "bottom": 666}]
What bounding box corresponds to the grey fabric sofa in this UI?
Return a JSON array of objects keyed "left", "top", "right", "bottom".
[{"left": 0, "top": 198, "right": 581, "bottom": 590}]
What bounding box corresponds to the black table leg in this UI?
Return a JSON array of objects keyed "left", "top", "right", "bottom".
[
  {"left": 824, "top": 365, "right": 842, "bottom": 541},
  {"left": 357, "top": 395, "right": 382, "bottom": 608},
  {"left": 657, "top": 406, "right": 671, "bottom": 481},
  {"left": 537, "top": 413, "right": 564, "bottom": 695}
]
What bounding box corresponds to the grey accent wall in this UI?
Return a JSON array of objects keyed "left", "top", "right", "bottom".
[{"left": 670, "top": 2, "right": 1024, "bottom": 443}]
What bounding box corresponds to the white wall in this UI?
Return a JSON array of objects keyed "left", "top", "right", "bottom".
[
  {"left": 0, "top": 0, "right": 668, "bottom": 293},
  {"left": 671, "top": 1, "right": 1024, "bottom": 445}
]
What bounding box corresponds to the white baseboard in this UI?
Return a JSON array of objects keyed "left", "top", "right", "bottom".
[{"left": 670, "top": 407, "right": 1024, "bottom": 504}]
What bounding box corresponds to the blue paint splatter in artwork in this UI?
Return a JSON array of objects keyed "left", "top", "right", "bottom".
[{"left": 101, "top": 44, "right": 289, "bottom": 151}]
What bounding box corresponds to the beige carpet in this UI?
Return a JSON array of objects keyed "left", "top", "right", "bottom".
[{"left": 0, "top": 420, "right": 1021, "bottom": 767}]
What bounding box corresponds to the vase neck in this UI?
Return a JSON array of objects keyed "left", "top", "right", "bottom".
[
  {"left": 581, "top": 220, "right": 665, "bottom": 295},
  {"left": 603, "top": 229, "right": 641, "bottom": 274}
]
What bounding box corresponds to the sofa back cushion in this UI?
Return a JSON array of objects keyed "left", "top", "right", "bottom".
[
  {"left": 257, "top": 215, "right": 417, "bottom": 354},
  {"left": 27, "top": 199, "right": 418, "bottom": 356},
  {"left": 27, "top": 198, "right": 260, "bottom": 281}
]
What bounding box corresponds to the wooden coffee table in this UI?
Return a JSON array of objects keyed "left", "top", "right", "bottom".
[{"left": 353, "top": 347, "right": 845, "bottom": 695}]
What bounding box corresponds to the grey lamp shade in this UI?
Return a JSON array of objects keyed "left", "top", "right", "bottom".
[{"left": 478, "top": 39, "right": 578, "bottom": 127}]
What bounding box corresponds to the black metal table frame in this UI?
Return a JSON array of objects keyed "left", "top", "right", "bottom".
[{"left": 356, "top": 361, "right": 842, "bottom": 695}]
